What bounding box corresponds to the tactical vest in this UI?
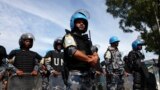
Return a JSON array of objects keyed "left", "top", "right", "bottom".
[
  {"left": 129, "top": 50, "right": 149, "bottom": 90},
  {"left": 50, "top": 51, "right": 64, "bottom": 72},
  {"left": 129, "top": 50, "right": 147, "bottom": 72},
  {"left": 13, "top": 50, "right": 36, "bottom": 73},
  {"left": 64, "top": 33, "right": 92, "bottom": 71},
  {"left": 107, "top": 47, "right": 123, "bottom": 70}
]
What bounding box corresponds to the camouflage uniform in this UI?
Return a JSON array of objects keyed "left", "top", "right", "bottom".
[
  {"left": 67, "top": 70, "right": 94, "bottom": 90},
  {"left": 0, "top": 59, "right": 7, "bottom": 90},
  {"left": 63, "top": 10, "right": 98, "bottom": 90},
  {"left": 49, "top": 75, "right": 65, "bottom": 90},
  {"left": 104, "top": 46, "right": 124, "bottom": 90},
  {"left": 44, "top": 38, "right": 65, "bottom": 90},
  {"left": 0, "top": 45, "right": 8, "bottom": 90}
]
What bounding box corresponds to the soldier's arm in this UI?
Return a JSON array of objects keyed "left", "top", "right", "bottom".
[
  {"left": 44, "top": 51, "right": 53, "bottom": 72},
  {"left": 0, "top": 64, "right": 7, "bottom": 80},
  {"left": 34, "top": 53, "right": 43, "bottom": 72},
  {"left": 8, "top": 50, "right": 15, "bottom": 64},
  {"left": 45, "top": 57, "right": 53, "bottom": 72},
  {"left": 33, "top": 61, "right": 39, "bottom": 72},
  {"left": 104, "top": 51, "right": 111, "bottom": 64},
  {"left": 0, "top": 69, "right": 5, "bottom": 77},
  {"left": 8, "top": 50, "right": 18, "bottom": 72},
  {"left": 73, "top": 50, "right": 98, "bottom": 63},
  {"left": 63, "top": 34, "right": 98, "bottom": 65}
]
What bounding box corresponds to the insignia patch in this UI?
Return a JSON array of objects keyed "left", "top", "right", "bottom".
[
  {"left": 67, "top": 39, "right": 72, "bottom": 44},
  {"left": 63, "top": 34, "right": 77, "bottom": 48}
]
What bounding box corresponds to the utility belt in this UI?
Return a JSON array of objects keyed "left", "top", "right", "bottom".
[
  {"left": 107, "top": 68, "right": 124, "bottom": 75},
  {"left": 69, "top": 70, "right": 95, "bottom": 79},
  {"left": 69, "top": 70, "right": 82, "bottom": 75}
]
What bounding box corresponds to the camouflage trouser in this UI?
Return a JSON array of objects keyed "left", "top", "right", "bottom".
[
  {"left": 123, "top": 74, "right": 133, "bottom": 90},
  {"left": 42, "top": 76, "right": 49, "bottom": 90},
  {"left": 49, "top": 75, "right": 66, "bottom": 90},
  {"left": 66, "top": 70, "right": 94, "bottom": 90},
  {"left": 92, "top": 75, "right": 107, "bottom": 90},
  {"left": 106, "top": 74, "right": 124, "bottom": 90}
]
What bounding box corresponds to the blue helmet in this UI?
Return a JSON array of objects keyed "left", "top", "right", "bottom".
[
  {"left": 109, "top": 36, "right": 120, "bottom": 44},
  {"left": 132, "top": 40, "right": 144, "bottom": 49},
  {"left": 70, "top": 11, "right": 88, "bottom": 32}
]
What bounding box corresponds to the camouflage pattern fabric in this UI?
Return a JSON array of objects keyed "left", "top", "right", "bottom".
[
  {"left": 66, "top": 71, "right": 94, "bottom": 90},
  {"left": 49, "top": 75, "right": 66, "bottom": 90},
  {"left": 106, "top": 73, "right": 124, "bottom": 90}
]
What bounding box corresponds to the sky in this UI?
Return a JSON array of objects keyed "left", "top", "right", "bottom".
[{"left": 0, "top": 0, "right": 158, "bottom": 61}]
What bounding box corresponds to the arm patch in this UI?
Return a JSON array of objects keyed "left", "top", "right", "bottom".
[
  {"left": 63, "top": 34, "right": 77, "bottom": 48},
  {"left": 104, "top": 51, "right": 111, "bottom": 60}
]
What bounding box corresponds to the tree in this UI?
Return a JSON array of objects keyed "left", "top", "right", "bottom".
[{"left": 105, "top": 0, "right": 160, "bottom": 63}]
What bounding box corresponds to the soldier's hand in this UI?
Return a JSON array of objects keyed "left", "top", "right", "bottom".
[
  {"left": 31, "top": 70, "right": 38, "bottom": 76},
  {"left": 124, "top": 71, "right": 129, "bottom": 77},
  {"left": 7, "top": 71, "right": 12, "bottom": 76},
  {"left": 3, "top": 80, "right": 8, "bottom": 90},
  {"left": 93, "top": 52, "right": 99, "bottom": 61},
  {"left": 51, "top": 70, "right": 60, "bottom": 77},
  {"left": 88, "top": 54, "right": 98, "bottom": 67},
  {"left": 102, "top": 69, "right": 107, "bottom": 76},
  {"left": 90, "top": 61, "right": 97, "bottom": 67},
  {"left": 95, "top": 71, "right": 101, "bottom": 76},
  {"left": 16, "top": 70, "right": 24, "bottom": 76},
  {"left": 41, "top": 65, "right": 47, "bottom": 70}
]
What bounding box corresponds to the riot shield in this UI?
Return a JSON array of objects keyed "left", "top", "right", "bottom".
[
  {"left": 147, "top": 64, "right": 159, "bottom": 90},
  {"left": 145, "top": 59, "right": 159, "bottom": 90},
  {"left": 95, "top": 74, "right": 106, "bottom": 90},
  {"left": 123, "top": 74, "right": 133, "bottom": 90},
  {"left": 8, "top": 73, "right": 42, "bottom": 90},
  {"left": 49, "top": 75, "right": 66, "bottom": 90}
]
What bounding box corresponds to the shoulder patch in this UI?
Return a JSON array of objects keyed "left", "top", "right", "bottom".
[
  {"left": 63, "top": 34, "right": 77, "bottom": 48},
  {"left": 104, "top": 50, "right": 111, "bottom": 59}
]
